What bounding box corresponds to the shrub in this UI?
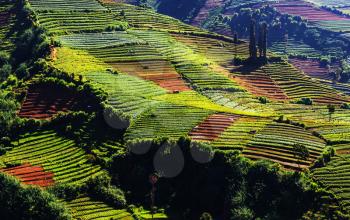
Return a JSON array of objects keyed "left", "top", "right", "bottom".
[
  {"left": 258, "top": 96, "right": 268, "bottom": 104},
  {"left": 296, "top": 97, "right": 313, "bottom": 105}
]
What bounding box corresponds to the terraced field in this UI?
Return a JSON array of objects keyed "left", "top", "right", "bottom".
[
  {"left": 263, "top": 62, "right": 349, "bottom": 105},
  {"left": 0, "top": 131, "right": 104, "bottom": 184},
  {"left": 269, "top": 37, "right": 323, "bottom": 58},
  {"left": 59, "top": 32, "right": 190, "bottom": 92},
  {"left": 171, "top": 32, "right": 249, "bottom": 67},
  {"left": 0, "top": 0, "right": 15, "bottom": 52},
  {"left": 189, "top": 113, "right": 241, "bottom": 141},
  {"left": 272, "top": 1, "right": 349, "bottom": 21},
  {"left": 232, "top": 67, "right": 289, "bottom": 101},
  {"left": 210, "top": 116, "right": 271, "bottom": 150},
  {"left": 65, "top": 196, "right": 133, "bottom": 220},
  {"left": 85, "top": 71, "right": 167, "bottom": 119},
  {"left": 124, "top": 103, "right": 214, "bottom": 141},
  {"left": 243, "top": 122, "right": 326, "bottom": 170},
  {"left": 18, "top": 84, "right": 79, "bottom": 119},
  {"left": 191, "top": 0, "right": 225, "bottom": 26},
  {"left": 0, "top": 163, "right": 54, "bottom": 187},
  {"left": 100, "top": 1, "right": 204, "bottom": 33},
  {"left": 289, "top": 58, "right": 332, "bottom": 80},
  {"left": 313, "top": 155, "right": 350, "bottom": 209},
  {"left": 28, "top": 0, "right": 106, "bottom": 11}
]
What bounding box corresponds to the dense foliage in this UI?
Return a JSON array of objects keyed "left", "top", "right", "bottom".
[{"left": 0, "top": 173, "right": 71, "bottom": 220}]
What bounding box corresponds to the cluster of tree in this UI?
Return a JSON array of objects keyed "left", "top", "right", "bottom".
[
  {"left": 110, "top": 137, "right": 349, "bottom": 219},
  {"left": 0, "top": 173, "right": 72, "bottom": 220},
  {"left": 330, "top": 59, "right": 350, "bottom": 83}
]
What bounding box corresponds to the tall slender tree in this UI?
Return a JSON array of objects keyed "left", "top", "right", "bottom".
[
  {"left": 249, "top": 19, "right": 257, "bottom": 60},
  {"left": 262, "top": 22, "right": 268, "bottom": 58}
]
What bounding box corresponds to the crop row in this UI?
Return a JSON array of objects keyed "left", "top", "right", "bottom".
[
  {"left": 28, "top": 0, "right": 106, "bottom": 11},
  {"left": 189, "top": 113, "right": 241, "bottom": 141},
  {"left": 0, "top": 163, "right": 54, "bottom": 187},
  {"left": 0, "top": 1, "right": 15, "bottom": 52},
  {"left": 18, "top": 84, "right": 78, "bottom": 119},
  {"left": 272, "top": 1, "right": 349, "bottom": 21},
  {"left": 232, "top": 67, "right": 288, "bottom": 101},
  {"left": 86, "top": 71, "right": 167, "bottom": 119},
  {"left": 124, "top": 103, "right": 214, "bottom": 141},
  {"left": 243, "top": 122, "right": 326, "bottom": 170},
  {"left": 0, "top": 131, "right": 104, "bottom": 184},
  {"left": 171, "top": 32, "right": 249, "bottom": 67},
  {"left": 35, "top": 11, "right": 123, "bottom": 35},
  {"left": 312, "top": 154, "right": 350, "bottom": 209},
  {"left": 269, "top": 37, "right": 323, "bottom": 58},
  {"left": 65, "top": 196, "right": 133, "bottom": 220},
  {"left": 210, "top": 116, "right": 271, "bottom": 150},
  {"left": 101, "top": 1, "right": 204, "bottom": 33},
  {"left": 130, "top": 30, "right": 242, "bottom": 91},
  {"left": 289, "top": 58, "right": 332, "bottom": 81},
  {"left": 263, "top": 62, "right": 349, "bottom": 104}
]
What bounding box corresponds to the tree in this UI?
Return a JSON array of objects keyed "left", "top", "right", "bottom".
[
  {"left": 233, "top": 32, "right": 238, "bottom": 44},
  {"left": 292, "top": 143, "right": 310, "bottom": 170},
  {"left": 262, "top": 22, "right": 268, "bottom": 58},
  {"left": 327, "top": 104, "right": 335, "bottom": 122},
  {"left": 249, "top": 19, "right": 257, "bottom": 60}
]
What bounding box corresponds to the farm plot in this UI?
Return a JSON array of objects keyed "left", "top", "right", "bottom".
[
  {"left": 243, "top": 122, "right": 326, "bottom": 170},
  {"left": 28, "top": 0, "right": 106, "bottom": 11},
  {"left": 232, "top": 68, "right": 289, "bottom": 101},
  {"left": 263, "top": 62, "right": 349, "bottom": 105},
  {"left": 311, "top": 20, "right": 350, "bottom": 33},
  {"left": 130, "top": 30, "right": 242, "bottom": 91},
  {"left": 58, "top": 33, "right": 191, "bottom": 92},
  {"left": 58, "top": 32, "right": 145, "bottom": 49},
  {"left": 171, "top": 33, "right": 249, "bottom": 67},
  {"left": 312, "top": 155, "right": 350, "bottom": 209},
  {"left": 272, "top": 1, "right": 349, "bottom": 21},
  {"left": 86, "top": 71, "right": 167, "bottom": 119},
  {"left": 0, "top": 163, "right": 54, "bottom": 187},
  {"left": 202, "top": 90, "right": 275, "bottom": 115},
  {"left": 289, "top": 58, "right": 332, "bottom": 80},
  {"left": 34, "top": 11, "right": 124, "bottom": 35},
  {"left": 189, "top": 113, "right": 241, "bottom": 141},
  {"left": 269, "top": 37, "right": 323, "bottom": 58},
  {"left": 305, "top": 0, "right": 350, "bottom": 7},
  {"left": 124, "top": 103, "right": 214, "bottom": 141},
  {"left": 210, "top": 117, "right": 271, "bottom": 150},
  {"left": 101, "top": 2, "right": 204, "bottom": 33},
  {"left": 191, "top": 0, "right": 226, "bottom": 26},
  {"left": 0, "top": 131, "right": 104, "bottom": 184},
  {"left": 310, "top": 124, "right": 350, "bottom": 143},
  {"left": 18, "top": 84, "right": 79, "bottom": 119},
  {"left": 0, "top": 1, "right": 15, "bottom": 52},
  {"left": 65, "top": 196, "right": 133, "bottom": 220}
]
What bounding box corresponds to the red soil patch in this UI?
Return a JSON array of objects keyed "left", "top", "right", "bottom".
[
  {"left": 189, "top": 113, "right": 240, "bottom": 141},
  {"left": 289, "top": 58, "right": 332, "bottom": 80},
  {"left": 110, "top": 60, "right": 191, "bottom": 92},
  {"left": 191, "top": 0, "right": 226, "bottom": 26},
  {"left": 232, "top": 71, "right": 288, "bottom": 101},
  {"left": 18, "top": 84, "right": 78, "bottom": 119},
  {"left": 272, "top": 1, "right": 349, "bottom": 21},
  {"left": 0, "top": 163, "right": 54, "bottom": 187}
]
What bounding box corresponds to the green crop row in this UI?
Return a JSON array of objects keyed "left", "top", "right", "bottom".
[{"left": 0, "top": 131, "right": 104, "bottom": 184}]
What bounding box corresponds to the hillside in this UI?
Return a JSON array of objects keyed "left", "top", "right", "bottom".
[{"left": 1, "top": 0, "right": 350, "bottom": 219}]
